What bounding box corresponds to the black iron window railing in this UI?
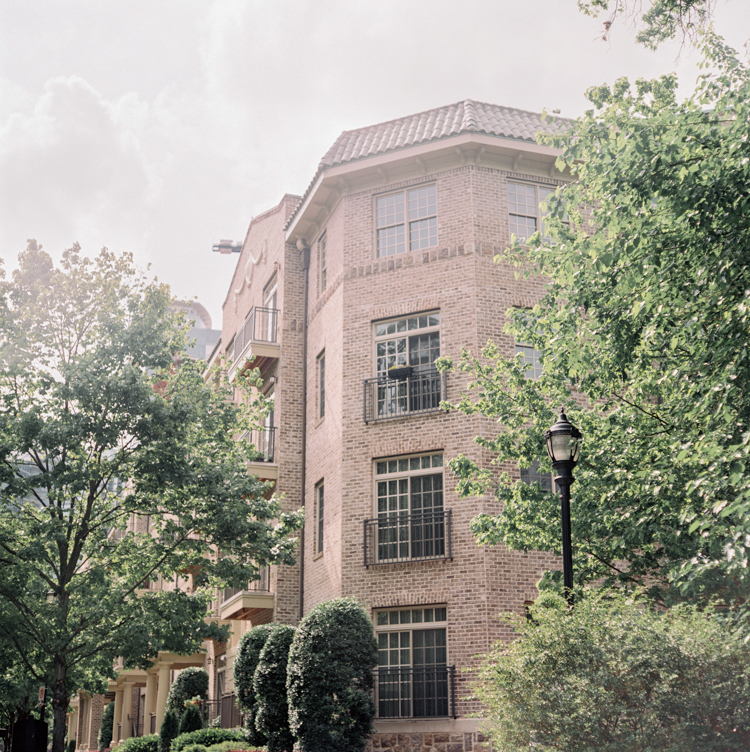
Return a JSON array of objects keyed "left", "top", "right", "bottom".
[
  {"left": 364, "top": 510, "right": 452, "bottom": 567},
  {"left": 374, "top": 665, "right": 456, "bottom": 719},
  {"left": 201, "top": 694, "right": 243, "bottom": 729},
  {"left": 248, "top": 426, "right": 275, "bottom": 463},
  {"left": 363, "top": 365, "right": 446, "bottom": 423},
  {"left": 220, "top": 566, "right": 271, "bottom": 605},
  {"left": 233, "top": 306, "right": 279, "bottom": 363}
]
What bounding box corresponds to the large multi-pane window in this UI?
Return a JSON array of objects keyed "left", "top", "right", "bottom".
[
  {"left": 318, "top": 232, "right": 327, "bottom": 293},
  {"left": 374, "top": 453, "right": 444, "bottom": 562},
  {"left": 508, "top": 182, "right": 554, "bottom": 241},
  {"left": 317, "top": 351, "right": 325, "bottom": 419},
  {"left": 315, "top": 481, "right": 324, "bottom": 555},
  {"left": 520, "top": 460, "right": 555, "bottom": 493},
  {"left": 376, "top": 185, "right": 437, "bottom": 257},
  {"left": 515, "top": 343, "right": 543, "bottom": 380},
  {"left": 375, "top": 606, "right": 449, "bottom": 718}
]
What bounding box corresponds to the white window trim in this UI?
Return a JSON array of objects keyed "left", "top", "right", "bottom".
[
  {"left": 314, "top": 480, "right": 324, "bottom": 556},
  {"left": 372, "top": 311, "right": 441, "bottom": 378},
  {"left": 318, "top": 232, "right": 327, "bottom": 294},
  {"left": 317, "top": 350, "right": 325, "bottom": 420},
  {"left": 375, "top": 184, "right": 438, "bottom": 258},
  {"left": 508, "top": 181, "right": 555, "bottom": 241}
]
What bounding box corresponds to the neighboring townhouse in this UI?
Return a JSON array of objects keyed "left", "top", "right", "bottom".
[{"left": 211, "top": 100, "right": 572, "bottom": 752}]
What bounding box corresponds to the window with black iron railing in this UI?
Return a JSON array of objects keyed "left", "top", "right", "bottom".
[
  {"left": 374, "top": 664, "right": 456, "bottom": 719},
  {"left": 232, "top": 306, "right": 279, "bottom": 363},
  {"left": 364, "top": 510, "right": 452, "bottom": 566},
  {"left": 363, "top": 365, "right": 446, "bottom": 423}
]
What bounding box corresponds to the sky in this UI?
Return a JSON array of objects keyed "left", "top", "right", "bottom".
[{"left": 1, "top": 0, "right": 749, "bottom": 326}]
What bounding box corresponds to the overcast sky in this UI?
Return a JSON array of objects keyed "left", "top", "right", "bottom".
[{"left": 1, "top": 0, "right": 748, "bottom": 326}]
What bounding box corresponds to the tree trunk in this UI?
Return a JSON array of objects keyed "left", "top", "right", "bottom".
[{"left": 51, "top": 656, "right": 69, "bottom": 752}]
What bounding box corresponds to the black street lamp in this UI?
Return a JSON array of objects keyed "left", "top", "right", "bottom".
[{"left": 545, "top": 408, "right": 583, "bottom": 604}]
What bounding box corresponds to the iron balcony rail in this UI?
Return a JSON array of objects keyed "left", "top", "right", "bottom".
[
  {"left": 220, "top": 566, "right": 271, "bottom": 605},
  {"left": 374, "top": 665, "right": 456, "bottom": 719},
  {"left": 364, "top": 510, "right": 452, "bottom": 567},
  {"left": 232, "top": 306, "right": 279, "bottom": 364},
  {"left": 201, "top": 694, "right": 243, "bottom": 729},
  {"left": 363, "top": 365, "right": 446, "bottom": 423},
  {"left": 248, "top": 426, "right": 275, "bottom": 463}
]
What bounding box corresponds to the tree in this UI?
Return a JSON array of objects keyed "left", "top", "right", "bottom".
[
  {"left": 442, "top": 33, "right": 750, "bottom": 626},
  {"left": 0, "top": 244, "right": 304, "bottom": 752},
  {"left": 167, "top": 668, "right": 208, "bottom": 714},
  {"left": 287, "top": 598, "right": 377, "bottom": 752},
  {"left": 158, "top": 709, "right": 179, "bottom": 752},
  {"left": 178, "top": 704, "right": 203, "bottom": 735},
  {"left": 476, "top": 591, "right": 750, "bottom": 751},
  {"left": 233, "top": 623, "right": 278, "bottom": 746},
  {"left": 97, "top": 701, "right": 116, "bottom": 750},
  {"left": 253, "top": 624, "right": 295, "bottom": 752},
  {"left": 578, "top": 0, "right": 718, "bottom": 48}
]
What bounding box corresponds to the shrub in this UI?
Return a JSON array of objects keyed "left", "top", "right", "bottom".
[
  {"left": 287, "top": 598, "right": 377, "bottom": 752},
  {"left": 254, "top": 624, "right": 296, "bottom": 752},
  {"left": 159, "top": 709, "right": 180, "bottom": 752},
  {"left": 171, "top": 728, "right": 243, "bottom": 752},
  {"left": 167, "top": 667, "right": 209, "bottom": 714},
  {"left": 181, "top": 746, "right": 207, "bottom": 752},
  {"left": 476, "top": 590, "right": 750, "bottom": 752},
  {"left": 117, "top": 735, "right": 160, "bottom": 752},
  {"left": 205, "top": 743, "right": 256, "bottom": 752},
  {"left": 179, "top": 704, "right": 203, "bottom": 735},
  {"left": 97, "top": 701, "right": 115, "bottom": 750},
  {"left": 67, "top": 740, "right": 76, "bottom": 752},
  {"left": 234, "top": 623, "right": 279, "bottom": 746}
]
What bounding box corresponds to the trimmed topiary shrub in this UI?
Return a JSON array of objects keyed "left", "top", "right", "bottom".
[
  {"left": 97, "top": 701, "right": 115, "bottom": 750},
  {"left": 179, "top": 703, "right": 203, "bottom": 735},
  {"left": 234, "top": 623, "right": 279, "bottom": 746},
  {"left": 171, "top": 728, "right": 243, "bottom": 752},
  {"left": 204, "top": 743, "right": 256, "bottom": 752},
  {"left": 159, "top": 709, "right": 180, "bottom": 752},
  {"left": 287, "top": 598, "right": 377, "bottom": 752},
  {"left": 167, "top": 667, "right": 209, "bottom": 714},
  {"left": 254, "top": 624, "right": 296, "bottom": 752},
  {"left": 117, "top": 735, "right": 160, "bottom": 752}
]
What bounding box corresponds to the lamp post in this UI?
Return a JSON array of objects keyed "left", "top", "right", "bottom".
[{"left": 545, "top": 408, "right": 583, "bottom": 604}]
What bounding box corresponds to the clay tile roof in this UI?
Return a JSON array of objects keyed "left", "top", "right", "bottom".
[
  {"left": 319, "top": 99, "right": 569, "bottom": 168},
  {"left": 286, "top": 99, "right": 571, "bottom": 231}
]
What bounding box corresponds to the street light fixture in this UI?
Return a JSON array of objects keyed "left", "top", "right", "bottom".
[{"left": 545, "top": 407, "right": 583, "bottom": 604}]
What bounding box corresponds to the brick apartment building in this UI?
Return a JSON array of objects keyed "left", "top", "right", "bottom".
[
  {"left": 76, "top": 100, "right": 571, "bottom": 752},
  {"left": 208, "top": 100, "right": 569, "bottom": 752}
]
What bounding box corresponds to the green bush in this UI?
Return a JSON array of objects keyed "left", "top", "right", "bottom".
[
  {"left": 205, "top": 742, "right": 256, "bottom": 752},
  {"left": 476, "top": 590, "right": 750, "bottom": 752},
  {"left": 254, "top": 624, "right": 296, "bottom": 752},
  {"left": 234, "top": 623, "right": 279, "bottom": 746},
  {"left": 97, "top": 701, "right": 115, "bottom": 750},
  {"left": 287, "top": 598, "right": 377, "bottom": 752},
  {"left": 181, "top": 746, "right": 207, "bottom": 752},
  {"left": 171, "top": 728, "right": 243, "bottom": 752},
  {"left": 159, "top": 709, "right": 180, "bottom": 752},
  {"left": 117, "top": 735, "right": 160, "bottom": 752},
  {"left": 179, "top": 703, "right": 203, "bottom": 734},
  {"left": 67, "top": 740, "right": 76, "bottom": 752},
  {"left": 167, "top": 667, "right": 209, "bottom": 714}
]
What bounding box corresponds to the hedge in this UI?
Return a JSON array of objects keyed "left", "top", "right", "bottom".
[
  {"left": 171, "top": 728, "right": 243, "bottom": 752},
  {"left": 117, "top": 735, "right": 160, "bottom": 752}
]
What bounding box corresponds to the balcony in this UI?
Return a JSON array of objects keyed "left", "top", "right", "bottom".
[
  {"left": 363, "top": 365, "right": 446, "bottom": 423},
  {"left": 363, "top": 510, "right": 452, "bottom": 567},
  {"left": 219, "top": 567, "right": 274, "bottom": 621},
  {"left": 228, "top": 307, "right": 280, "bottom": 381},
  {"left": 247, "top": 426, "right": 277, "bottom": 481},
  {"left": 374, "top": 665, "right": 456, "bottom": 719}
]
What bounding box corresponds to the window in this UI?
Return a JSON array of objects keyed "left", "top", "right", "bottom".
[
  {"left": 515, "top": 343, "right": 543, "bottom": 380},
  {"left": 317, "top": 351, "right": 325, "bottom": 419},
  {"left": 373, "top": 453, "right": 445, "bottom": 563},
  {"left": 508, "top": 182, "right": 554, "bottom": 241},
  {"left": 318, "top": 233, "right": 327, "bottom": 293},
  {"left": 376, "top": 185, "right": 437, "bottom": 257},
  {"left": 315, "top": 481, "right": 324, "bottom": 555},
  {"left": 520, "top": 460, "right": 555, "bottom": 493},
  {"left": 374, "top": 605, "right": 450, "bottom": 718}
]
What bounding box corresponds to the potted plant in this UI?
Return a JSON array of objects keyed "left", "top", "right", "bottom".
[{"left": 387, "top": 364, "right": 413, "bottom": 380}]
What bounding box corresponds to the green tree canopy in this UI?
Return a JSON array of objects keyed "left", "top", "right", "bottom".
[
  {"left": 476, "top": 591, "right": 750, "bottom": 752},
  {"left": 0, "top": 244, "right": 303, "bottom": 752},
  {"left": 442, "top": 33, "right": 750, "bottom": 627}
]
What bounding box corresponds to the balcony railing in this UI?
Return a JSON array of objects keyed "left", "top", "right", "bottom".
[
  {"left": 374, "top": 665, "right": 456, "bottom": 719},
  {"left": 364, "top": 510, "right": 452, "bottom": 567},
  {"left": 201, "top": 694, "right": 243, "bottom": 729},
  {"left": 363, "top": 365, "right": 446, "bottom": 423},
  {"left": 248, "top": 426, "right": 275, "bottom": 463},
  {"left": 233, "top": 307, "right": 278, "bottom": 363},
  {"left": 220, "top": 566, "right": 271, "bottom": 605}
]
